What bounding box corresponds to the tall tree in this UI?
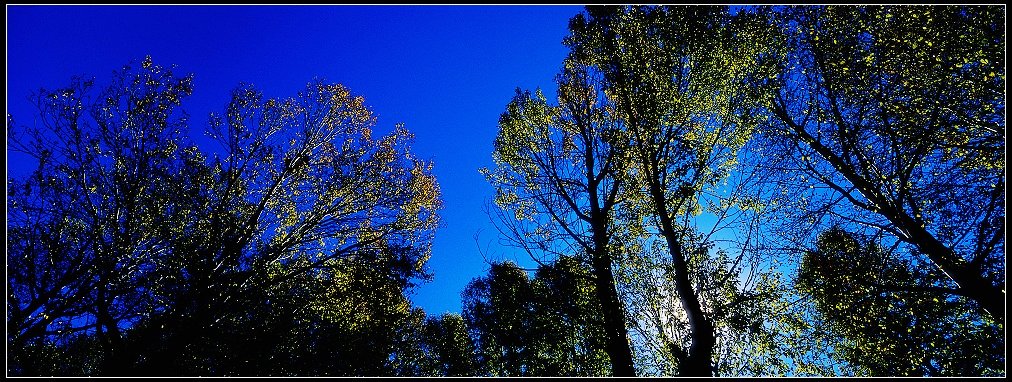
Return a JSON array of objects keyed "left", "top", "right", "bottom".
[
  {"left": 763, "top": 5, "right": 1004, "bottom": 323},
  {"left": 615, "top": 231, "right": 801, "bottom": 376},
  {"left": 126, "top": 79, "right": 441, "bottom": 375},
  {"left": 8, "top": 57, "right": 197, "bottom": 374},
  {"left": 7, "top": 58, "right": 443, "bottom": 376},
  {"left": 482, "top": 58, "right": 635, "bottom": 375},
  {"left": 135, "top": 78, "right": 440, "bottom": 374},
  {"left": 566, "top": 5, "right": 780, "bottom": 376},
  {"left": 529, "top": 256, "right": 612, "bottom": 376},
  {"left": 461, "top": 261, "right": 537, "bottom": 376}
]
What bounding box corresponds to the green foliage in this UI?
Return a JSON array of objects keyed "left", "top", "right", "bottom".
[
  {"left": 462, "top": 259, "right": 612, "bottom": 376},
  {"left": 762, "top": 5, "right": 1005, "bottom": 322},
  {"left": 9, "top": 335, "right": 103, "bottom": 376},
  {"left": 745, "top": 5, "right": 1004, "bottom": 375},
  {"left": 804, "top": 6, "right": 1003, "bottom": 170},
  {"left": 567, "top": 6, "right": 770, "bottom": 214},
  {"left": 531, "top": 257, "right": 614, "bottom": 376},
  {"left": 796, "top": 228, "right": 1004, "bottom": 376},
  {"left": 482, "top": 54, "right": 636, "bottom": 376},
  {"left": 481, "top": 60, "right": 625, "bottom": 261},
  {"left": 419, "top": 313, "right": 480, "bottom": 376},
  {"left": 616, "top": 232, "right": 797, "bottom": 376},
  {"left": 7, "top": 58, "right": 442, "bottom": 376},
  {"left": 564, "top": 6, "right": 789, "bottom": 377},
  {"left": 8, "top": 56, "right": 197, "bottom": 374}
]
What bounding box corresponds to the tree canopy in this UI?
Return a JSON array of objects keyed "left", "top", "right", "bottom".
[
  {"left": 7, "top": 5, "right": 1005, "bottom": 377},
  {"left": 8, "top": 57, "right": 442, "bottom": 376},
  {"left": 762, "top": 5, "right": 1004, "bottom": 322},
  {"left": 796, "top": 227, "right": 1004, "bottom": 376}
]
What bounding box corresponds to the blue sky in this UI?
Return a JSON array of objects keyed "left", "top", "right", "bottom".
[{"left": 6, "top": 5, "right": 583, "bottom": 315}]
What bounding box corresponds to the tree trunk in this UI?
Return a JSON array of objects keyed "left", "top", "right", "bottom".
[
  {"left": 663, "top": 236, "right": 715, "bottom": 377},
  {"left": 774, "top": 105, "right": 1006, "bottom": 323},
  {"left": 590, "top": 247, "right": 637, "bottom": 377},
  {"left": 898, "top": 216, "right": 1006, "bottom": 323},
  {"left": 96, "top": 285, "right": 127, "bottom": 376},
  {"left": 649, "top": 180, "right": 715, "bottom": 377}
]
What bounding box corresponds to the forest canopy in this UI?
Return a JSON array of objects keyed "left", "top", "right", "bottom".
[{"left": 6, "top": 5, "right": 1004, "bottom": 377}]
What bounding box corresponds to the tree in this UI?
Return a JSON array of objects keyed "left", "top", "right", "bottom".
[
  {"left": 528, "top": 256, "right": 612, "bottom": 376},
  {"left": 8, "top": 57, "right": 197, "bottom": 374},
  {"left": 7, "top": 57, "right": 443, "bottom": 376},
  {"left": 615, "top": 230, "right": 803, "bottom": 377},
  {"left": 419, "top": 313, "right": 480, "bottom": 376},
  {"left": 242, "top": 257, "right": 434, "bottom": 376},
  {"left": 796, "top": 228, "right": 1004, "bottom": 376},
  {"left": 120, "top": 78, "right": 442, "bottom": 375},
  {"left": 462, "top": 261, "right": 537, "bottom": 376},
  {"left": 763, "top": 5, "right": 1004, "bottom": 323},
  {"left": 481, "top": 57, "right": 636, "bottom": 375},
  {"left": 461, "top": 259, "right": 612, "bottom": 376},
  {"left": 565, "top": 5, "right": 781, "bottom": 376}
]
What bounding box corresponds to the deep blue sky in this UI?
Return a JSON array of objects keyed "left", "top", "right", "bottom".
[{"left": 6, "top": 5, "right": 583, "bottom": 315}]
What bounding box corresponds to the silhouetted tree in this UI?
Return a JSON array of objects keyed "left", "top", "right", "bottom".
[
  {"left": 763, "top": 5, "right": 1004, "bottom": 323},
  {"left": 796, "top": 228, "right": 1004, "bottom": 376},
  {"left": 419, "top": 313, "right": 480, "bottom": 376},
  {"left": 461, "top": 259, "right": 611, "bottom": 376},
  {"left": 481, "top": 57, "right": 635, "bottom": 375},
  {"left": 565, "top": 5, "right": 782, "bottom": 376},
  {"left": 8, "top": 57, "right": 197, "bottom": 374},
  {"left": 7, "top": 57, "right": 442, "bottom": 376}
]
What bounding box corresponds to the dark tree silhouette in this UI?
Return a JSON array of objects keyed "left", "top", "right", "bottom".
[
  {"left": 8, "top": 58, "right": 197, "bottom": 374},
  {"left": 481, "top": 58, "right": 635, "bottom": 376},
  {"left": 419, "top": 313, "right": 480, "bottom": 376},
  {"left": 7, "top": 57, "right": 442, "bottom": 376},
  {"left": 764, "top": 5, "right": 1004, "bottom": 323},
  {"left": 565, "top": 5, "right": 781, "bottom": 376},
  {"left": 461, "top": 259, "right": 611, "bottom": 376},
  {"left": 796, "top": 228, "right": 1004, "bottom": 376}
]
